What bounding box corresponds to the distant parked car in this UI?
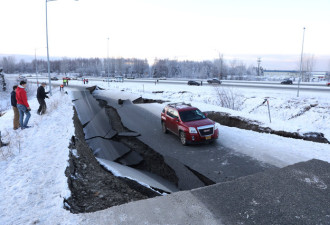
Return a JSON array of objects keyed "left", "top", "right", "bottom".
[
  {"left": 103, "top": 78, "right": 116, "bottom": 82},
  {"left": 281, "top": 79, "right": 293, "bottom": 85},
  {"left": 126, "top": 77, "right": 135, "bottom": 79},
  {"left": 16, "top": 75, "right": 27, "bottom": 83},
  {"left": 159, "top": 77, "right": 167, "bottom": 80},
  {"left": 326, "top": 82, "right": 330, "bottom": 86},
  {"left": 207, "top": 78, "right": 221, "bottom": 84},
  {"left": 187, "top": 80, "right": 200, "bottom": 86},
  {"left": 51, "top": 77, "right": 58, "bottom": 81}
]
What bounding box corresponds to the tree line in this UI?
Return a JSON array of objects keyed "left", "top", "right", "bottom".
[
  {"left": 0, "top": 56, "right": 149, "bottom": 77},
  {"left": 0, "top": 55, "right": 263, "bottom": 79}
]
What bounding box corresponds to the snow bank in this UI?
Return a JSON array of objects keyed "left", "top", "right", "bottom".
[{"left": 0, "top": 91, "right": 82, "bottom": 224}]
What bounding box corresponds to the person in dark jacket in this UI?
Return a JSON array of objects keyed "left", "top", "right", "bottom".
[
  {"left": 11, "top": 85, "right": 19, "bottom": 130},
  {"left": 37, "top": 82, "right": 49, "bottom": 115}
]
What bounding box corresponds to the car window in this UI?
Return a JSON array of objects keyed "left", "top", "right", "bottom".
[
  {"left": 179, "top": 109, "right": 206, "bottom": 122},
  {"left": 167, "top": 108, "right": 179, "bottom": 118},
  {"left": 166, "top": 108, "right": 175, "bottom": 118},
  {"left": 173, "top": 110, "right": 179, "bottom": 118}
]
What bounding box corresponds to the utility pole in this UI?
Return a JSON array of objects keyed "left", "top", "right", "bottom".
[{"left": 297, "top": 27, "right": 306, "bottom": 97}]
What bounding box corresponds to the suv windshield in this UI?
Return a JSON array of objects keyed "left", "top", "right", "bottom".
[{"left": 179, "top": 109, "right": 206, "bottom": 122}]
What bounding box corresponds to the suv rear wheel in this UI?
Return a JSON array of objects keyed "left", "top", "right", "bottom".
[
  {"left": 162, "top": 121, "right": 168, "bottom": 134},
  {"left": 180, "top": 131, "right": 187, "bottom": 145}
]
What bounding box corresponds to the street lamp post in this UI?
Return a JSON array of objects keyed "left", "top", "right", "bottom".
[
  {"left": 297, "top": 27, "right": 306, "bottom": 97},
  {"left": 45, "top": 0, "right": 55, "bottom": 95}
]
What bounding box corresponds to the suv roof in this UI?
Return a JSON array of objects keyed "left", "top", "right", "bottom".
[{"left": 166, "top": 103, "right": 197, "bottom": 112}]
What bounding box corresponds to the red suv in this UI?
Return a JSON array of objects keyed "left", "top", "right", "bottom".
[{"left": 161, "top": 103, "right": 219, "bottom": 145}]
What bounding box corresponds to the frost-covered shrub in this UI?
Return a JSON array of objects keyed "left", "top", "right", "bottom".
[{"left": 214, "top": 86, "right": 244, "bottom": 111}]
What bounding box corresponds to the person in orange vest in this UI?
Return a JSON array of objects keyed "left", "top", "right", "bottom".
[{"left": 60, "top": 84, "right": 64, "bottom": 91}]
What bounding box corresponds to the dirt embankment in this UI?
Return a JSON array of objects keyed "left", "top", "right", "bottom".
[{"left": 207, "top": 111, "right": 329, "bottom": 144}]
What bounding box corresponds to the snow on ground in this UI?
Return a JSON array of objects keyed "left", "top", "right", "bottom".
[
  {"left": 0, "top": 77, "right": 329, "bottom": 224},
  {"left": 0, "top": 91, "right": 82, "bottom": 224}
]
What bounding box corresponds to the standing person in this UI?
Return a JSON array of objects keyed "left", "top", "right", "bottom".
[
  {"left": 86, "top": 79, "right": 88, "bottom": 84},
  {"left": 83, "top": 78, "right": 86, "bottom": 84},
  {"left": 63, "top": 78, "right": 67, "bottom": 86},
  {"left": 16, "top": 81, "right": 31, "bottom": 129},
  {"left": 37, "top": 82, "right": 49, "bottom": 115},
  {"left": 66, "top": 78, "right": 69, "bottom": 86},
  {"left": 60, "top": 84, "right": 64, "bottom": 91},
  {"left": 11, "top": 85, "right": 19, "bottom": 130}
]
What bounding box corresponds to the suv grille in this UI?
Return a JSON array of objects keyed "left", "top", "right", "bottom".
[{"left": 198, "top": 126, "right": 214, "bottom": 136}]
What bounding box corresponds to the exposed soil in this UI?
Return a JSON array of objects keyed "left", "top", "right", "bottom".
[
  {"left": 64, "top": 108, "right": 160, "bottom": 214},
  {"left": 65, "top": 94, "right": 211, "bottom": 213},
  {"left": 96, "top": 98, "right": 179, "bottom": 186},
  {"left": 206, "top": 111, "right": 330, "bottom": 144}
]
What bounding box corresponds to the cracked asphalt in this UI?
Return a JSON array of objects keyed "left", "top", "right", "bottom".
[{"left": 93, "top": 90, "right": 276, "bottom": 183}]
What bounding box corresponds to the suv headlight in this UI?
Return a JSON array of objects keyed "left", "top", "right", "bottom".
[{"left": 189, "top": 127, "right": 198, "bottom": 134}]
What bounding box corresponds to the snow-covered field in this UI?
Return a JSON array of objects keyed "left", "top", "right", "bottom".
[
  {"left": 0, "top": 77, "right": 329, "bottom": 224},
  {"left": 0, "top": 91, "right": 84, "bottom": 224}
]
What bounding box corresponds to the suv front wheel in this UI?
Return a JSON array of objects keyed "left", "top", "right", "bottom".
[{"left": 180, "top": 131, "right": 187, "bottom": 146}]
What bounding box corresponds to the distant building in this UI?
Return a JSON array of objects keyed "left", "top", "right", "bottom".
[
  {"left": 264, "top": 70, "right": 327, "bottom": 81},
  {"left": 311, "top": 71, "right": 327, "bottom": 79},
  {"left": 263, "top": 70, "right": 299, "bottom": 78}
]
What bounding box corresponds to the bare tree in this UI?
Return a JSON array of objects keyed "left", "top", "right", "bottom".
[
  {"left": 1, "top": 56, "right": 16, "bottom": 74},
  {"left": 301, "top": 54, "right": 315, "bottom": 81},
  {"left": 214, "top": 53, "right": 226, "bottom": 79}
]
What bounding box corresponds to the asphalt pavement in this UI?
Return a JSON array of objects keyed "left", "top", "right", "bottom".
[
  {"left": 94, "top": 92, "right": 275, "bottom": 183},
  {"left": 81, "top": 159, "right": 330, "bottom": 225}
]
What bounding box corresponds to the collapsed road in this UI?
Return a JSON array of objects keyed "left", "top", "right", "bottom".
[
  {"left": 67, "top": 86, "right": 277, "bottom": 212},
  {"left": 89, "top": 87, "right": 276, "bottom": 183}
]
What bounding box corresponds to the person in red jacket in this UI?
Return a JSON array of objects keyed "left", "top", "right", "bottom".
[{"left": 16, "top": 81, "right": 31, "bottom": 129}]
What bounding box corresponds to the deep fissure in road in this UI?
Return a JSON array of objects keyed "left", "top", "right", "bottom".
[
  {"left": 64, "top": 91, "right": 213, "bottom": 213},
  {"left": 64, "top": 109, "right": 159, "bottom": 213}
]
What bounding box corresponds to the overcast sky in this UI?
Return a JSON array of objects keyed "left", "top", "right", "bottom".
[{"left": 1, "top": 0, "right": 330, "bottom": 69}]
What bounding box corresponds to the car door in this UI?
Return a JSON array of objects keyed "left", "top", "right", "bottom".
[
  {"left": 166, "top": 108, "right": 177, "bottom": 133},
  {"left": 171, "top": 109, "right": 181, "bottom": 135}
]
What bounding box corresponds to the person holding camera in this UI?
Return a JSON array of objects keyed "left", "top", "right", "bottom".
[
  {"left": 16, "top": 81, "right": 31, "bottom": 129},
  {"left": 37, "top": 82, "right": 49, "bottom": 115}
]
